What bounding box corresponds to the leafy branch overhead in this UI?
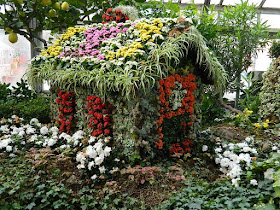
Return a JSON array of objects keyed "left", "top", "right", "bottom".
[{"left": 0, "top": 0, "right": 137, "bottom": 49}]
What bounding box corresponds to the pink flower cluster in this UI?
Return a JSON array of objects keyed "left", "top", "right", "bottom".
[{"left": 58, "top": 24, "right": 129, "bottom": 61}]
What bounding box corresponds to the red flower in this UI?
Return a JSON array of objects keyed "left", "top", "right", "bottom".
[
  {"left": 103, "top": 116, "right": 111, "bottom": 122},
  {"left": 125, "top": 17, "right": 129, "bottom": 20},
  {"left": 104, "top": 129, "right": 111, "bottom": 135},
  {"left": 116, "top": 16, "right": 121, "bottom": 21},
  {"left": 97, "top": 123, "right": 103, "bottom": 129},
  {"left": 106, "top": 8, "right": 113, "bottom": 13}
]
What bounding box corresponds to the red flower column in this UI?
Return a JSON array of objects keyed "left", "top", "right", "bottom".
[
  {"left": 56, "top": 89, "right": 75, "bottom": 133},
  {"left": 86, "top": 95, "right": 112, "bottom": 137},
  {"left": 155, "top": 74, "right": 197, "bottom": 154}
]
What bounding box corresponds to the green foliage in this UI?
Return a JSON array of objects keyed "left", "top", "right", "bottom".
[
  {"left": 0, "top": 83, "right": 12, "bottom": 101},
  {"left": 158, "top": 179, "right": 275, "bottom": 209},
  {"left": 182, "top": 4, "right": 221, "bottom": 43},
  {"left": 137, "top": 0, "right": 180, "bottom": 18},
  {"left": 269, "top": 40, "right": 280, "bottom": 59},
  {"left": 212, "top": 0, "right": 269, "bottom": 101},
  {"left": 200, "top": 93, "right": 225, "bottom": 126},
  {"left": 239, "top": 73, "right": 261, "bottom": 114},
  {"left": 0, "top": 80, "right": 50, "bottom": 123},
  {"left": 259, "top": 58, "right": 280, "bottom": 122},
  {"left": 182, "top": 1, "right": 270, "bottom": 105}
]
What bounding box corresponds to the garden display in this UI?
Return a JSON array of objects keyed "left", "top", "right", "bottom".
[
  {"left": 27, "top": 12, "right": 227, "bottom": 160},
  {"left": 2, "top": 4, "right": 280, "bottom": 209}
]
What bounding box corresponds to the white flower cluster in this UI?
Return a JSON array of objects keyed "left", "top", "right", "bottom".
[
  {"left": 214, "top": 137, "right": 258, "bottom": 187},
  {"left": 75, "top": 136, "right": 119, "bottom": 181},
  {"left": 0, "top": 116, "right": 120, "bottom": 182},
  {"left": 0, "top": 117, "right": 84, "bottom": 154}
]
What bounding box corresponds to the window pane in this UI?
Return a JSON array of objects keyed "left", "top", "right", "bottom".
[{"left": 0, "top": 30, "right": 31, "bottom": 86}]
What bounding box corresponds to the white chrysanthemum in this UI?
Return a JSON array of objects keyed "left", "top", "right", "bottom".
[
  {"left": 18, "top": 130, "right": 25, "bottom": 137},
  {"left": 104, "top": 146, "right": 112, "bottom": 157},
  {"left": 272, "top": 146, "right": 278, "bottom": 151},
  {"left": 215, "top": 157, "right": 221, "bottom": 164},
  {"left": 229, "top": 153, "right": 240, "bottom": 164},
  {"left": 72, "top": 130, "right": 84, "bottom": 141},
  {"left": 215, "top": 147, "right": 222, "bottom": 153},
  {"left": 232, "top": 178, "right": 240, "bottom": 187},
  {"left": 77, "top": 164, "right": 85, "bottom": 169},
  {"left": 245, "top": 136, "right": 254, "bottom": 143},
  {"left": 40, "top": 126, "right": 49, "bottom": 135},
  {"left": 95, "top": 156, "right": 104, "bottom": 166},
  {"left": 94, "top": 142, "right": 103, "bottom": 155},
  {"left": 76, "top": 152, "right": 86, "bottom": 163},
  {"left": 91, "top": 174, "right": 97, "bottom": 180},
  {"left": 250, "top": 179, "right": 258, "bottom": 186},
  {"left": 242, "top": 146, "right": 251, "bottom": 153},
  {"left": 0, "top": 125, "right": 9, "bottom": 133},
  {"left": 202, "top": 145, "right": 208, "bottom": 152},
  {"left": 228, "top": 165, "right": 242, "bottom": 179},
  {"left": 30, "top": 118, "right": 39, "bottom": 124},
  {"left": 11, "top": 127, "right": 20, "bottom": 135},
  {"left": 88, "top": 136, "right": 97, "bottom": 144},
  {"left": 239, "top": 153, "right": 251, "bottom": 166},
  {"left": 228, "top": 143, "right": 235, "bottom": 151},
  {"left": 237, "top": 142, "right": 248, "bottom": 148},
  {"left": 0, "top": 138, "right": 12, "bottom": 149},
  {"left": 6, "top": 145, "right": 13, "bottom": 152},
  {"left": 50, "top": 126, "right": 59, "bottom": 135},
  {"left": 26, "top": 127, "right": 36, "bottom": 134},
  {"left": 220, "top": 158, "right": 231, "bottom": 168},
  {"left": 264, "top": 168, "right": 274, "bottom": 180},
  {"left": 99, "top": 166, "right": 106, "bottom": 174},
  {"left": 223, "top": 150, "right": 232, "bottom": 157},
  {"left": 60, "top": 144, "right": 67, "bottom": 149},
  {"left": 86, "top": 145, "right": 97, "bottom": 159},
  {"left": 47, "top": 138, "right": 57, "bottom": 147},
  {"left": 88, "top": 161, "right": 95, "bottom": 171},
  {"left": 110, "top": 167, "right": 119, "bottom": 174}
]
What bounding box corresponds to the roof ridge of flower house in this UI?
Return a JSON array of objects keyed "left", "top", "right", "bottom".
[{"left": 27, "top": 17, "right": 227, "bottom": 98}]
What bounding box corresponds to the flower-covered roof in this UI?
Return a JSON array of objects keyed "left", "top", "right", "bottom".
[{"left": 28, "top": 18, "right": 227, "bottom": 97}]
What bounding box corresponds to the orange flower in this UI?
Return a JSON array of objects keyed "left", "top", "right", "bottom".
[{"left": 155, "top": 140, "right": 163, "bottom": 149}]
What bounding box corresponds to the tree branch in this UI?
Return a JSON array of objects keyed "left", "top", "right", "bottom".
[{"left": 219, "top": 92, "right": 242, "bottom": 113}]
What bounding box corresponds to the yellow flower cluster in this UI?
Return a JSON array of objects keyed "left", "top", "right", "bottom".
[
  {"left": 41, "top": 27, "right": 86, "bottom": 57},
  {"left": 106, "top": 41, "right": 143, "bottom": 60},
  {"left": 41, "top": 46, "right": 62, "bottom": 57},
  {"left": 60, "top": 27, "right": 86, "bottom": 41},
  {"left": 253, "top": 119, "right": 270, "bottom": 129},
  {"left": 135, "top": 19, "right": 163, "bottom": 42}
]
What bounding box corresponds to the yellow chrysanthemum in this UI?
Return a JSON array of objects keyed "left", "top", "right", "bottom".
[
  {"left": 263, "top": 122, "right": 269, "bottom": 128},
  {"left": 253, "top": 123, "right": 261, "bottom": 128}
]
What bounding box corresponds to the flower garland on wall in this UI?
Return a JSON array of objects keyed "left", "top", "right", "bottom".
[
  {"left": 86, "top": 95, "right": 112, "bottom": 137},
  {"left": 56, "top": 90, "right": 75, "bottom": 133},
  {"left": 156, "top": 74, "right": 196, "bottom": 154}
]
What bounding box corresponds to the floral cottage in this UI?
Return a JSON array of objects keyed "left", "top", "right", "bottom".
[{"left": 27, "top": 10, "right": 227, "bottom": 160}]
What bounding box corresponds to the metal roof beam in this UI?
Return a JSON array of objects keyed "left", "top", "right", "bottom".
[
  {"left": 203, "top": 0, "right": 211, "bottom": 12},
  {"left": 259, "top": 0, "right": 266, "bottom": 8},
  {"left": 218, "top": 0, "right": 224, "bottom": 5},
  {"left": 179, "top": 3, "right": 280, "bottom": 15}
]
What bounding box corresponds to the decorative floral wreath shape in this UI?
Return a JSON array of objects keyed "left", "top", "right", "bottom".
[{"left": 155, "top": 74, "right": 197, "bottom": 151}]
